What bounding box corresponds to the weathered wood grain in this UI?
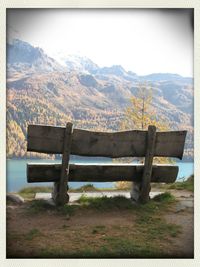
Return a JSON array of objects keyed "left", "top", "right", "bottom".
[
  {"left": 154, "top": 131, "right": 187, "bottom": 159},
  {"left": 140, "top": 125, "right": 156, "bottom": 203},
  {"left": 27, "top": 163, "right": 178, "bottom": 183},
  {"left": 52, "top": 122, "right": 73, "bottom": 205},
  {"left": 27, "top": 124, "right": 187, "bottom": 159}
]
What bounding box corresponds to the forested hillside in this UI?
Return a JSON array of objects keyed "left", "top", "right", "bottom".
[{"left": 6, "top": 39, "right": 194, "bottom": 161}]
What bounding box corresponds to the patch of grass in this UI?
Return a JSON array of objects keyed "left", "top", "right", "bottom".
[
  {"left": 102, "top": 237, "right": 162, "bottom": 258},
  {"left": 165, "top": 224, "right": 182, "bottom": 237},
  {"left": 56, "top": 204, "right": 77, "bottom": 216},
  {"left": 167, "top": 175, "right": 194, "bottom": 192},
  {"left": 77, "top": 195, "right": 135, "bottom": 211},
  {"left": 153, "top": 192, "right": 176, "bottom": 203},
  {"left": 26, "top": 200, "right": 55, "bottom": 214},
  {"left": 130, "top": 192, "right": 176, "bottom": 218},
  {"left": 25, "top": 192, "right": 176, "bottom": 216},
  {"left": 136, "top": 200, "right": 159, "bottom": 213},
  {"left": 135, "top": 215, "right": 182, "bottom": 240},
  {"left": 26, "top": 199, "right": 77, "bottom": 216},
  {"left": 38, "top": 237, "right": 164, "bottom": 258},
  {"left": 18, "top": 186, "right": 52, "bottom": 199},
  {"left": 75, "top": 192, "right": 176, "bottom": 214},
  {"left": 133, "top": 193, "right": 181, "bottom": 242},
  {"left": 24, "top": 228, "right": 42, "bottom": 240},
  {"left": 92, "top": 225, "right": 106, "bottom": 234}
]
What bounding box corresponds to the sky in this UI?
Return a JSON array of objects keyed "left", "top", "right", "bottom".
[{"left": 7, "top": 9, "right": 194, "bottom": 77}]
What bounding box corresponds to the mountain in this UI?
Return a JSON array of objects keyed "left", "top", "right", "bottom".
[
  {"left": 7, "top": 39, "right": 65, "bottom": 73},
  {"left": 140, "top": 73, "right": 193, "bottom": 83},
  {"left": 58, "top": 54, "right": 99, "bottom": 74},
  {"left": 57, "top": 54, "right": 138, "bottom": 81},
  {"left": 6, "top": 39, "right": 193, "bottom": 161}
]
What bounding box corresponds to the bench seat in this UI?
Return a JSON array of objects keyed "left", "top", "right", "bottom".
[{"left": 27, "top": 163, "right": 178, "bottom": 184}]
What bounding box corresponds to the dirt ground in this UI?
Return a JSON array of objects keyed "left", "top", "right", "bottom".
[
  {"left": 6, "top": 190, "right": 194, "bottom": 259},
  {"left": 163, "top": 190, "right": 194, "bottom": 257}
]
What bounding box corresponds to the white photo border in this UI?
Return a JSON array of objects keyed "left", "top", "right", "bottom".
[{"left": 1, "top": 1, "right": 199, "bottom": 266}]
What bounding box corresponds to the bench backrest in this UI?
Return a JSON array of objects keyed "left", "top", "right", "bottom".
[{"left": 27, "top": 124, "right": 187, "bottom": 159}]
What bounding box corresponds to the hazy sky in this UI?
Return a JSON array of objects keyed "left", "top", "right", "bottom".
[{"left": 7, "top": 9, "right": 193, "bottom": 77}]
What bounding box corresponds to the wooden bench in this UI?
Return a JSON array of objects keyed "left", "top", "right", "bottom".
[{"left": 27, "top": 123, "right": 187, "bottom": 205}]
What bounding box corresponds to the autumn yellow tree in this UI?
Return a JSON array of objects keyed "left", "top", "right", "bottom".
[
  {"left": 121, "top": 81, "right": 169, "bottom": 131},
  {"left": 116, "top": 81, "right": 172, "bottom": 190}
]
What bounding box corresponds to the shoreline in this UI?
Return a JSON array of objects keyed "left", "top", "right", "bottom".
[{"left": 7, "top": 157, "right": 194, "bottom": 163}]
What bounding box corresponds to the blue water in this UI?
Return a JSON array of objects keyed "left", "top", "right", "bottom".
[{"left": 6, "top": 158, "right": 194, "bottom": 193}]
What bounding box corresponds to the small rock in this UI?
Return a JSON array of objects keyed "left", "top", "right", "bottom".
[{"left": 6, "top": 194, "right": 24, "bottom": 204}]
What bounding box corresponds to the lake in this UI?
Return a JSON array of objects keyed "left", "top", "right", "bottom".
[{"left": 6, "top": 158, "right": 194, "bottom": 193}]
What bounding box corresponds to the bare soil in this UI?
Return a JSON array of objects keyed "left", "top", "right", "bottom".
[{"left": 6, "top": 190, "right": 194, "bottom": 259}]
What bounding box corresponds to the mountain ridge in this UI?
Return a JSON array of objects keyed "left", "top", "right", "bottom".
[
  {"left": 6, "top": 39, "right": 193, "bottom": 161},
  {"left": 7, "top": 39, "right": 66, "bottom": 73}
]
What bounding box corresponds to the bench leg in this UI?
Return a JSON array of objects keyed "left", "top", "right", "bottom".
[
  {"left": 139, "top": 125, "right": 156, "bottom": 204},
  {"left": 130, "top": 181, "right": 142, "bottom": 202},
  {"left": 52, "top": 181, "right": 69, "bottom": 206},
  {"left": 130, "top": 181, "right": 151, "bottom": 203}
]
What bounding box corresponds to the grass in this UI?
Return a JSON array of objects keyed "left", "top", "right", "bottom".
[
  {"left": 31, "top": 229, "right": 180, "bottom": 258},
  {"left": 26, "top": 199, "right": 76, "bottom": 216},
  {"left": 24, "top": 228, "right": 42, "bottom": 240},
  {"left": 25, "top": 195, "right": 134, "bottom": 215},
  {"left": 167, "top": 175, "right": 194, "bottom": 192},
  {"left": 153, "top": 191, "right": 176, "bottom": 203},
  {"left": 77, "top": 195, "right": 135, "bottom": 211},
  {"left": 25, "top": 191, "right": 176, "bottom": 216},
  {"left": 132, "top": 193, "right": 180, "bottom": 243},
  {"left": 22, "top": 232, "right": 172, "bottom": 258},
  {"left": 151, "top": 175, "right": 194, "bottom": 192},
  {"left": 31, "top": 236, "right": 167, "bottom": 258},
  {"left": 18, "top": 186, "right": 52, "bottom": 199},
  {"left": 26, "top": 199, "right": 55, "bottom": 214},
  {"left": 135, "top": 215, "right": 181, "bottom": 239}
]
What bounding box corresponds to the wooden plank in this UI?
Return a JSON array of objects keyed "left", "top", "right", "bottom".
[
  {"left": 27, "top": 163, "right": 178, "bottom": 183},
  {"left": 52, "top": 122, "right": 73, "bottom": 206},
  {"left": 27, "top": 124, "right": 187, "bottom": 159},
  {"left": 139, "top": 125, "right": 156, "bottom": 204},
  {"left": 154, "top": 131, "right": 187, "bottom": 159},
  {"left": 72, "top": 129, "right": 146, "bottom": 158},
  {"left": 27, "top": 125, "right": 65, "bottom": 154}
]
